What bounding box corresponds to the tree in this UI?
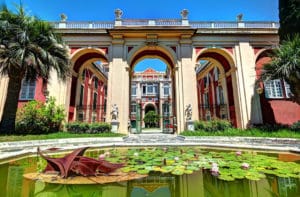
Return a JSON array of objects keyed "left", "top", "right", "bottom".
[
  {"left": 0, "top": 5, "right": 70, "bottom": 134},
  {"left": 143, "top": 111, "right": 160, "bottom": 128},
  {"left": 261, "top": 35, "right": 300, "bottom": 104},
  {"left": 279, "top": 0, "right": 300, "bottom": 41}
]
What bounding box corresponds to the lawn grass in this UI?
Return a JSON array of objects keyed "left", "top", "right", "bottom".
[
  {"left": 0, "top": 132, "right": 125, "bottom": 142},
  {"left": 181, "top": 128, "right": 300, "bottom": 139}
]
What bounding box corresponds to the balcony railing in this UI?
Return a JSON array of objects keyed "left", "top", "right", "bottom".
[{"left": 52, "top": 20, "right": 279, "bottom": 29}]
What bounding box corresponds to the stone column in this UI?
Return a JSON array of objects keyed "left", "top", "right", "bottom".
[
  {"left": 178, "top": 35, "right": 199, "bottom": 132},
  {"left": 106, "top": 35, "right": 129, "bottom": 134},
  {"left": 234, "top": 42, "right": 263, "bottom": 128}
]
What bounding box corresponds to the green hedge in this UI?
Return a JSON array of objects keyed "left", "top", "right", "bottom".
[
  {"left": 66, "top": 122, "right": 112, "bottom": 134},
  {"left": 291, "top": 121, "right": 300, "bottom": 132},
  {"left": 194, "top": 119, "right": 232, "bottom": 132}
]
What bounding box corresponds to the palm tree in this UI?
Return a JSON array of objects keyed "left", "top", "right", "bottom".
[
  {"left": 0, "top": 5, "right": 70, "bottom": 134},
  {"left": 261, "top": 34, "right": 300, "bottom": 104}
]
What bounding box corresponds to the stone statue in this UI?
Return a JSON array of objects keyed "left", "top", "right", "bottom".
[
  {"left": 114, "top": 9, "right": 123, "bottom": 20},
  {"left": 236, "top": 13, "right": 243, "bottom": 22},
  {"left": 185, "top": 104, "right": 192, "bottom": 120},
  {"left": 111, "top": 104, "right": 119, "bottom": 121},
  {"left": 60, "top": 13, "right": 67, "bottom": 22},
  {"left": 180, "top": 9, "right": 189, "bottom": 20}
]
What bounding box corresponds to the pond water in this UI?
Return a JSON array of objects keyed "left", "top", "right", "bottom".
[{"left": 0, "top": 147, "right": 300, "bottom": 197}]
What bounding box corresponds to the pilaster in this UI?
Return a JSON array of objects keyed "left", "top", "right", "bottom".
[
  {"left": 106, "top": 36, "right": 129, "bottom": 133},
  {"left": 234, "top": 42, "right": 262, "bottom": 128}
]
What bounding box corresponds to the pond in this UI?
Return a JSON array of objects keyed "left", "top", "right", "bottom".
[{"left": 0, "top": 147, "right": 300, "bottom": 197}]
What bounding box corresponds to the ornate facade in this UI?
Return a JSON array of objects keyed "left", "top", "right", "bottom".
[
  {"left": 130, "top": 68, "right": 173, "bottom": 132},
  {"left": 0, "top": 10, "right": 299, "bottom": 133}
]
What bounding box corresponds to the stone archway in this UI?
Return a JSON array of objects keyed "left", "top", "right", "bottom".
[
  {"left": 68, "top": 48, "right": 109, "bottom": 123},
  {"left": 128, "top": 46, "right": 177, "bottom": 133},
  {"left": 196, "top": 48, "right": 239, "bottom": 127}
]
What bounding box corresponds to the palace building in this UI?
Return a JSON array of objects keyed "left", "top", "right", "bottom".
[
  {"left": 130, "top": 67, "right": 173, "bottom": 132},
  {"left": 0, "top": 10, "right": 299, "bottom": 133}
]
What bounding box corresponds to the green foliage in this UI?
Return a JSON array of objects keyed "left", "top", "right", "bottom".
[
  {"left": 279, "top": 0, "right": 300, "bottom": 40},
  {"left": 181, "top": 127, "right": 300, "bottom": 138},
  {"left": 0, "top": 4, "right": 70, "bottom": 134},
  {"left": 65, "top": 122, "right": 112, "bottom": 134},
  {"left": 291, "top": 121, "right": 300, "bottom": 131},
  {"left": 0, "top": 132, "right": 124, "bottom": 142},
  {"left": 101, "top": 147, "right": 300, "bottom": 181},
  {"left": 261, "top": 35, "right": 300, "bottom": 104},
  {"left": 194, "top": 119, "right": 232, "bottom": 132},
  {"left": 15, "top": 97, "right": 65, "bottom": 134},
  {"left": 143, "top": 111, "right": 160, "bottom": 128}
]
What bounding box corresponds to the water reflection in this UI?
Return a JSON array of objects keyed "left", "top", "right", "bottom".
[{"left": 0, "top": 152, "right": 299, "bottom": 197}]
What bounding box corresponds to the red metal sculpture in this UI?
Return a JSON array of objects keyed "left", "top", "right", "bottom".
[{"left": 37, "top": 147, "right": 124, "bottom": 178}]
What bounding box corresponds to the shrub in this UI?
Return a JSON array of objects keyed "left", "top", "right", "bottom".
[
  {"left": 88, "top": 123, "right": 111, "bottom": 133},
  {"left": 144, "top": 111, "right": 160, "bottom": 128},
  {"left": 15, "top": 97, "right": 65, "bottom": 134},
  {"left": 66, "top": 122, "right": 111, "bottom": 134},
  {"left": 291, "top": 121, "right": 300, "bottom": 132},
  {"left": 194, "top": 119, "right": 232, "bottom": 132}
]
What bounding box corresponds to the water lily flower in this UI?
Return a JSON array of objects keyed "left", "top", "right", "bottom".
[
  {"left": 211, "top": 163, "right": 219, "bottom": 176},
  {"left": 236, "top": 151, "right": 242, "bottom": 156},
  {"left": 98, "top": 154, "right": 106, "bottom": 160},
  {"left": 241, "top": 162, "right": 250, "bottom": 169},
  {"left": 134, "top": 152, "right": 139, "bottom": 157}
]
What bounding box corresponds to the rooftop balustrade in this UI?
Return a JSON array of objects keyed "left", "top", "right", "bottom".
[{"left": 52, "top": 20, "right": 279, "bottom": 29}]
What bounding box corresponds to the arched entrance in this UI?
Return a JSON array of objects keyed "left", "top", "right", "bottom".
[
  {"left": 128, "top": 47, "right": 177, "bottom": 133},
  {"left": 196, "top": 49, "right": 238, "bottom": 127},
  {"left": 68, "top": 48, "right": 109, "bottom": 123}
]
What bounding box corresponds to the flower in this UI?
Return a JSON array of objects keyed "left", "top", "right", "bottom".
[
  {"left": 174, "top": 157, "right": 179, "bottom": 161},
  {"left": 98, "top": 154, "right": 106, "bottom": 160},
  {"left": 236, "top": 151, "right": 242, "bottom": 156},
  {"left": 104, "top": 151, "right": 110, "bottom": 157},
  {"left": 211, "top": 163, "right": 219, "bottom": 176},
  {"left": 134, "top": 152, "right": 139, "bottom": 157},
  {"left": 241, "top": 162, "right": 250, "bottom": 169}
]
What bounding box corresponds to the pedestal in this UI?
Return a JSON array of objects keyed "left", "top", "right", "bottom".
[
  {"left": 111, "top": 121, "right": 119, "bottom": 133},
  {"left": 185, "top": 120, "right": 194, "bottom": 131}
]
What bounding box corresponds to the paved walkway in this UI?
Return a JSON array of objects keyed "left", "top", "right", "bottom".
[{"left": 0, "top": 133, "right": 300, "bottom": 161}]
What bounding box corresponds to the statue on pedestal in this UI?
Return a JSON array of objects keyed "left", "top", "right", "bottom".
[
  {"left": 185, "top": 104, "right": 192, "bottom": 121},
  {"left": 111, "top": 104, "right": 119, "bottom": 121}
]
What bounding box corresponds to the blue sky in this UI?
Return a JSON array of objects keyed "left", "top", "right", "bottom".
[
  {"left": 4, "top": 0, "right": 278, "bottom": 21},
  {"left": 2, "top": 0, "right": 278, "bottom": 72}
]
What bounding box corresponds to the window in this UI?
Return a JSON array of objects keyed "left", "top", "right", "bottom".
[
  {"left": 131, "top": 103, "right": 137, "bottom": 114},
  {"left": 214, "top": 67, "right": 219, "bottom": 81},
  {"left": 264, "top": 80, "right": 283, "bottom": 98},
  {"left": 147, "top": 84, "right": 153, "bottom": 94},
  {"left": 19, "top": 80, "right": 36, "bottom": 100},
  {"left": 79, "top": 85, "right": 84, "bottom": 106},
  {"left": 203, "top": 93, "right": 209, "bottom": 108},
  {"left": 163, "top": 103, "right": 170, "bottom": 115},
  {"left": 204, "top": 74, "right": 210, "bottom": 88},
  {"left": 93, "top": 92, "right": 97, "bottom": 110},
  {"left": 284, "top": 81, "right": 291, "bottom": 98},
  {"left": 131, "top": 84, "right": 137, "bottom": 96},
  {"left": 94, "top": 78, "right": 98, "bottom": 89},
  {"left": 163, "top": 83, "right": 170, "bottom": 96}
]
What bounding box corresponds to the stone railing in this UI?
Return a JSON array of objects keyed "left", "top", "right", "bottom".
[
  {"left": 52, "top": 20, "right": 279, "bottom": 29},
  {"left": 190, "top": 21, "right": 279, "bottom": 29}
]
